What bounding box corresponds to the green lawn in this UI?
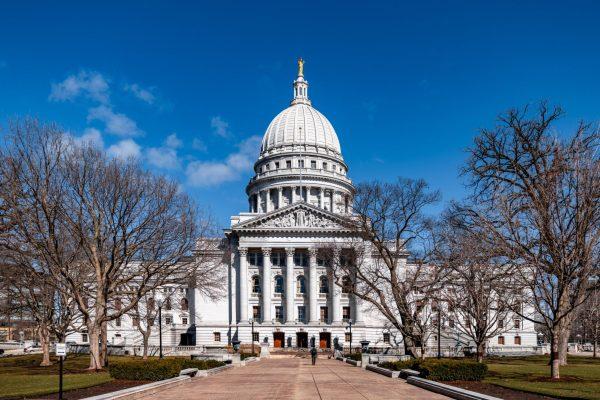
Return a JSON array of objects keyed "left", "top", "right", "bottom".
[
  {"left": 484, "top": 355, "right": 600, "bottom": 400},
  {"left": 0, "top": 354, "right": 113, "bottom": 399}
]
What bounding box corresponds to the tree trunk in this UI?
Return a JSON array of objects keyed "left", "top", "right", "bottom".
[
  {"left": 402, "top": 335, "right": 419, "bottom": 359},
  {"left": 38, "top": 325, "right": 52, "bottom": 367},
  {"left": 142, "top": 332, "right": 150, "bottom": 360},
  {"left": 593, "top": 340, "right": 597, "bottom": 358},
  {"left": 476, "top": 342, "right": 485, "bottom": 363},
  {"left": 550, "top": 334, "right": 560, "bottom": 379},
  {"left": 88, "top": 327, "right": 102, "bottom": 370},
  {"left": 100, "top": 321, "right": 108, "bottom": 367},
  {"left": 559, "top": 330, "right": 569, "bottom": 366}
]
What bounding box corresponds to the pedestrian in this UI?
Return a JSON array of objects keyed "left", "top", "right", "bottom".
[{"left": 310, "top": 346, "right": 317, "bottom": 365}]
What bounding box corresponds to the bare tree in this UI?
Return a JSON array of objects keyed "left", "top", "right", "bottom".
[
  {"left": 322, "top": 178, "right": 443, "bottom": 358},
  {"left": 0, "top": 119, "right": 205, "bottom": 370},
  {"left": 572, "top": 285, "right": 600, "bottom": 357},
  {"left": 459, "top": 103, "right": 600, "bottom": 378},
  {"left": 434, "top": 213, "right": 517, "bottom": 362},
  {"left": 0, "top": 262, "right": 77, "bottom": 365}
]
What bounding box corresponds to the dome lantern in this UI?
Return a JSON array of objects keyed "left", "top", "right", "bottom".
[{"left": 291, "top": 57, "right": 311, "bottom": 106}]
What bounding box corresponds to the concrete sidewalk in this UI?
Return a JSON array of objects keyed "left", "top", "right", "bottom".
[{"left": 140, "top": 356, "right": 450, "bottom": 399}]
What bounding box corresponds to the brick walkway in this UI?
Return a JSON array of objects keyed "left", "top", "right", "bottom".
[{"left": 141, "top": 356, "right": 449, "bottom": 399}]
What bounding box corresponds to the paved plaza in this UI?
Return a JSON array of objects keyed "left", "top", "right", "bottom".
[{"left": 142, "top": 356, "right": 450, "bottom": 400}]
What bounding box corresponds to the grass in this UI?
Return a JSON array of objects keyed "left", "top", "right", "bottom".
[
  {"left": 0, "top": 354, "right": 115, "bottom": 399},
  {"left": 484, "top": 355, "right": 600, "bottom": 400}
]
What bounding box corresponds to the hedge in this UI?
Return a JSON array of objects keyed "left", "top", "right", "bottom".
[
  {"left": 343, "top": 352, "right": 362, "bottom": 361},
  {"left": 109, "top": 358, "right": 226, "bottom": 381},
  {"left": 378, "top": 359, "right": 487, "bottom": 381}
]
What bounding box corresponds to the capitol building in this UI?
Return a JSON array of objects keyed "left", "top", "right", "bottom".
[
  {"left": 69, "top": 60, "right": 537, "bottom": 354},
  {"left": 201, "top": 59, "right": 385, "bottom": 349}
]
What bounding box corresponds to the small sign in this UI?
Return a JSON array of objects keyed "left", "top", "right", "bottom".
[{"left": 55, "top": 343, "right": 67, "bottom": 357}]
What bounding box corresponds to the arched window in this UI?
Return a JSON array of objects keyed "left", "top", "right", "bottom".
[
  {"left": 296, "top": 275, "right": 306, "bottom": 294},
  {"left": 180, "top": 298, "right": 189, "bottom": 311},
  {"left": 342, "top": 276, "right": 353, "bottom": 294},
  {"left": 252, "top": 275, "right": 261, "bottom": 294},
  {"left": 319, "top": 276, "right": 329, "bottom": 294},
  {"left": 274, "top": 275, "right": 284, "bottom": 294}
]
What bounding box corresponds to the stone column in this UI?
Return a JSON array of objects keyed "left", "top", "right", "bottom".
[
  {"left": 330, "top": 190, "right": 335, "bottom": 213},
  {"left": 354, "top": 295, "right": 364, "bottom": 324},
  {"left": 319, "top": 187, "right": 324, "bottom": 209},
  {"left": 238, "top": 247, "right": 248, "bottom": 323},
  {"left": 285, "top": 248, "right": 295, "bottom": 323},
  {"left": 292, "top": 186, "right": 297, "bottom": 204},
  {"left": 262, "top": 248, "right": 272, "bottom": 322},
  {"left": 265, "top": 190, "right": 271, "bottom": 213},
  {"left": 331, "top": 249, "right": 341, "bottom": 323},
  {"left": 308, "top": 248, "right": 318, "bottom": 323},
  {"left": 278, "top": 187, "right": 283, "bottom": 209}
]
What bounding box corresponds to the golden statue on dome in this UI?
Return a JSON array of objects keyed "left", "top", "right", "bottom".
[{"left": 297, "top": 57, "right": 304, "bottom": 77}]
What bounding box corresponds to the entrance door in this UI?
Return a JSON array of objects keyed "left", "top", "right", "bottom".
[
  {"left": 296, "top": 332, "right": 308, "bottom": 348},
  {"left": 319, "top": 332, "right": 331, "bottom": 349},
  {"left": 273, "top": 332, "right": 285, "bottom": 348}
]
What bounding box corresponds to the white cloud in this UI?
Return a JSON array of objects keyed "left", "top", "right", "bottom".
[
  {"left": 186, "top": 135, "right": 261, "bottom": 187},
  {"left": 49, "top": 70, "right": 110, "bottom": 104},
  {"left": 210, "top": 116, "right": 231, "bottom": 138},
  {"left": 74, "top": 127, "right": 104, "bottom": 148},
  {"left": 87, "top": 105, "right": 143, "bottom": 137},
  {"left": 124, "top": 83, "right": 156, "bottom": 104},
  {"left": 192, "top": 138, "right": 207, "bottom": 152},
  {"left": 165, "top": 133, "right": 182, "bottom": 149},
  {"left": 107, "top": 139, "right": 141, "bottom": 159},
  {"left": 147, "top": 147, "right": 180, "bottom": 170}
]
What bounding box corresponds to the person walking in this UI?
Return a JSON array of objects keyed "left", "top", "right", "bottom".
[{"left": 310, "top": 346, "right": 317, "bottom": 365}]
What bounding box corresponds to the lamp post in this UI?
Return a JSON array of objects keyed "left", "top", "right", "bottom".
[
  {"left": 249, "top": 318, "right": 255, "bottom": 355},
  {"left": 346, "top": 319, "right": 353, "bottom": 353},
  {"left": 157, "top": 300, "right": 164, "bottom": 359},
  {"left": 437, "top": 306, "right": 442, "bottom": 359}
]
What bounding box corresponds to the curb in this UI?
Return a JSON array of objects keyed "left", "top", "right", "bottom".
[
  {"left": 82, "top": 364, "right": 233, "bottom": 400},
  {"left": 365, "top": 364, "right": 400, "bottom": 378},
  {"left": 407, "top": 376, "right": 502, "bottom": 400}
]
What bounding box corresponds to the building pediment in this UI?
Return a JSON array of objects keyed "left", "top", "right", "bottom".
[{"left": 232, "top": 202, "right": 351, "bottom": 232}]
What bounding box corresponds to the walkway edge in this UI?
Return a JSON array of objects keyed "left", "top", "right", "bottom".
[
  {"left": 82, "top": 364, "right": 235, "bottom": 400},
  {"left": 407, "top": 376, "right": 502, "bottom": 400}
]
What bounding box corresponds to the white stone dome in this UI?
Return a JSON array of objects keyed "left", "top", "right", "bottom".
[{"left": 260, "top": 103, "right": 342, "bottom": 156}]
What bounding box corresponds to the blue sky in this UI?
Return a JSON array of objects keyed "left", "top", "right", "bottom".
[{"left": 1, "top": 1, "right": 599, "bottom": 227}]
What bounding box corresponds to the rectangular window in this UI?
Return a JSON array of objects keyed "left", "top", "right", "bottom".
[
  {"left": 274, "top": 161, "right": 279, "bottom": 169},
  {"left": 498, "top": 319, "right": 504, "bottom": 329},
  {"left": 82, "top": 333, "right": 88, "bottom": 343},
  {"left": 342, "top": 306, "right": 351, "bottom": 322},
  {"left": 383, "top": 333, "right": 390, "bottom": 344},
  {"left": 298, "top": 306, "right": 306, "bottom": 322},
  {"left": 165, "top": 315, "right": 172, "bottom": 325},
  {"left": 248, "top": 252, "right": 263, "bottom": 267},
  {"left": 253, "top": 306, "right": 261, "bottom": 320},
  {"left": 214, "top": 332, "right": 221, "bottom": 342},
  {"left": 322, "top": 162, "right": 327, "bottom": 170},
  {"left": 498, "top": 336, "right": 505, "bottom": 345},
  {"left": 294, "top": 252, "right": 308, "bottom": 267},
  {"left": 514, "top": 336, "right": 522, "bottom": 345},
  {"left": 115, "top": 317, "right": 121, "bottom": 327},
  {"left": 131, "top": 317, "right": 139, "bottom": 327},
  {"left": 182, "top": 317, "right": 188, "bottom": 325},
  {"left": 286, "top": 160, "right": 292, "bottom": 168},
  {"left": 320, "top": 306, "right": 328, "bottom": 323},
  {"left": 275, "top": 306, "right": 283, "bottom": 322},
  {"left": 345, "top": 332, "right": 352, "bottom": 342},
  {"left": 298, "top": 160, "right": 304, "bottom": 168},
  {"left": 311, "top": 160, "right": 317, "bottom": 169},
  {"left": 253, "top": 332, "right": 259, "bottom": 342},
  {"left": 514, "top": 319, "right": 521, "bottom": 329},
  {"left": 448, "top": 318, "right": 455, "bottom": 328},
  {"left": 270, "top": 251, "right": 286, "bottom": 266}
]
